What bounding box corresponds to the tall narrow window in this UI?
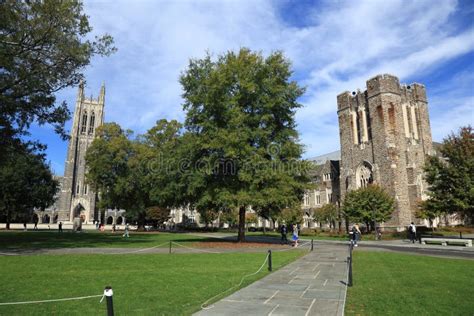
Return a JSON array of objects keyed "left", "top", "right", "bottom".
[
  {"left": 80, "top": 111, "right": 87, "bottom": 134},
  {"left": 76, "top": 183, "right": 80, "bottom": 194},
  {"left": 88, "top": 112, "right": 95, "bottom": 135}
]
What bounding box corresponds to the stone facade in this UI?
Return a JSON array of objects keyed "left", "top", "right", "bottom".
[
  {"left": 302, "top": 159, "right": 340, "bottom": 227},
  {"left": 336, "top": 74, "right": 433, "bottom": 227}
]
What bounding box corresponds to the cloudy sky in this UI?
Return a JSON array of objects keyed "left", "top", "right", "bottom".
[{"left": 32, "top": 0, "right": 474, "bottom": 175}]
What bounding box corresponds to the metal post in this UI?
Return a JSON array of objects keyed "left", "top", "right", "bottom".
[
  {"left": 348, "top": 243, "right": 353, "bottom": 287},
  {"left": 311, "top": 239, "right": 314, "bottom": 251},
  {"left": 268, "top": 250, "right": 272, "bottom": 272},
  {"left": 104, "top": 286, "right": 114, "bottom": 316},
  {"left": 169, "top": 241, "right": 172, "bottom": 254}
]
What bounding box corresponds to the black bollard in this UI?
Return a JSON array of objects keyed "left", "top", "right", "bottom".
[
  {"left": 348, "top": 243, "right": 353, "bottom": 287},
  {"left": 169, "top": 241, "right": 172, "bottom": 254},
  {"left": 311, "top": 239, "right": 314, "bottom": 251},
  {"left": 104, "top": 286, "right": 114, "bottom": 316},
  {"left": 268, "top": 250, "right": 272, "bottom": 271}
]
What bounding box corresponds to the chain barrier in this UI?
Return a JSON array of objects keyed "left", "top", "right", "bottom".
[
  {"left": 0, "top": 294, "right": 103, "bottom": 306},
  {"left": 201, "top": 252, "right": 270, "bottom": 310}
]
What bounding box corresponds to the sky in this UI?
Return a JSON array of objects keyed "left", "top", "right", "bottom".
[{"left": 31, "top": 0, "right": 474, "bottom": 175}]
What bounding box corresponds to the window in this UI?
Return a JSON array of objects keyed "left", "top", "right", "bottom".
[
  {"left": 76, "top": 184, "right": 80, "bottom": 194},
  {"left": 80, "top": 111, "right": 87, "bottom": 134},
  {"left": 303, "top": 194, "right": 310, "bottom": 206},
  {"left": 315, "top": 192, "right": 321, "bottom": 205},
  {"left": 323, "top": 173, "right": 331, "bottom": 181},
  {"left": 84, "top": 184, "right": 88, "bottom": 195},
  {"left": 88, "top": 112, "right": 95, "bottom": 135}
]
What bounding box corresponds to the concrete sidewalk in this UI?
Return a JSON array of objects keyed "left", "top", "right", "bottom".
[{"left": 194, "top": 244, "right": 348, "bottom": 316}]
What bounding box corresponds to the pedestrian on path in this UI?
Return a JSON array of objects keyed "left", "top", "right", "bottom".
[
  {"left": 292, "top": 224, "right": 299, "bottom": 247},
  {"left": 351, "top": 224, "right": 361, "bottom": 247},
  {"left": 280, "top": 223, "right": 288, "bottom": 244},
  {"left": 408, "top": 222, "right": 417, "bottom": 243},
  {"left": 58, "top": 222, "right": 63, "bottom": 233},
  {"left": 123, "top": 223, "right": 130, "bottom": 238}
]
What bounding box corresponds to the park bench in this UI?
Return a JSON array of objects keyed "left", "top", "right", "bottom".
[{"left": 421, "top": 237, "right": 472, "bottom": 247}]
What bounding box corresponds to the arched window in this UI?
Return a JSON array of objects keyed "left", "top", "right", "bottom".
[
  {"left": 356, "top": 162, "right": 373, "bottom": 189},
  {"left": 80, "top": 110, "right": 87, "bottom": 134},
  {"left": 88, "top": 112, "right": 95, "bottom": 135}
]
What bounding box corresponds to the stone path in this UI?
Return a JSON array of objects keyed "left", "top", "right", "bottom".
[{"left": 194, "top": 244, "right": 348, "bottom": 316}]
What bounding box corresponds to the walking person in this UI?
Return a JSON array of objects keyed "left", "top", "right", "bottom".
[
  {"left": 112, "top": 224, "right": 116, "bottom": 233},
  {"left": 408, "top": 222, "right": 417, "bottom": 243},
  {"left": 280, "top": 223, "right": 288, "bottom": 244},
  {"left": 292, "top": 224, "right": 299, "bottom": 247},
  {"left": 58, "top": 222, "right": 63, "bottom": 233},
  {"left": 123, "top": 223, "right": 130, "bottom": 238},
  {"left": 351, "top": 224, "right": 361, "bottom": 247}
]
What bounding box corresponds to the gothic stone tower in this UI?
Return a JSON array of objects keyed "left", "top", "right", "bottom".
[
  {"left": 57, "top": 82, "right": 105, "bottom": 223},
  {"left": 337, "top": 74, "right": 433, "bottom": 227}
]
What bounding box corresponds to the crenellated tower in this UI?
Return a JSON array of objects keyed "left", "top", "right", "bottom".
[
  {"left": 57, "top": 82, "right": 105, "bottom": 223},
  {"left": 337, "top": 74, "right": 433, "bottom": 227}
]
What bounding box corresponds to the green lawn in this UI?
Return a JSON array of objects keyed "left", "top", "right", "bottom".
[
  {"left": 0, "top": 251, "right": 303, "bottom": 315},
  {"left": 0, "top": 231, "right": 209, "bottom": 249},
  {"left": 345, "top": 251, "right": 474, "bottom": 315}
]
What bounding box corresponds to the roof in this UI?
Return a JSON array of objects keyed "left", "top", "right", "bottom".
[{"left": 307, "top": 150, "right": 341, "bottom": 165}]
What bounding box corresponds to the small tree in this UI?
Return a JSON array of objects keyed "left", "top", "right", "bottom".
[
  {"left": 276, "top": 207, "right": 303, "bottom": 226},
  {"left": 314, "top": 204, "right": 338, "bottom": 230},
  {"left": 199, "top": 210, "right": 218, "bottom": 227},
  {"left": 245, "top": 213, "right": 258, "bottom": 226},
  {"left": 146, "top": 206, "right": 170, "bottom": 228},
  {"left": 424, "top": 126, "right": 474, "bottom": 223},
  {"left": 342, "top": 185, "right": 394, "bottom": 231}
]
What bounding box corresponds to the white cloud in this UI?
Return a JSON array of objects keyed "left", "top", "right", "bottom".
[{"left": 54, "top": 0, "right": 473, "bottom": 163}]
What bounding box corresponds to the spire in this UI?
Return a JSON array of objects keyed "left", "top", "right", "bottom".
[
  {"left": 99, "top": 82, "right": 105, "bottom": 104},
  {"left": 77, "top": 80, "right": 84, "bottom": 100}
]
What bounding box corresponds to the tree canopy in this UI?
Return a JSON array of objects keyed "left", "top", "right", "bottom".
[
  {"left": 0, "top": 143, "right": 58, "bottom": 228},
  {"left": 342, "top": 185, "right": 394, "bottom": 230},
  {"left": 0, "top": 0, "right": 115, "bottom": 149},
  {"left": 179, "top": 48, "right": 311, "bottom": 241},
  {"left": 423, "top": 126, "right": 474, "bottom": 223}
]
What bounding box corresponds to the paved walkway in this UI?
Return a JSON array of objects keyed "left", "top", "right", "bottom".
[{"left": 195, "top": 244, "right": 348, "bottom": 316}]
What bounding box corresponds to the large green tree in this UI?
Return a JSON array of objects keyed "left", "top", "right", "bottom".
[
  {"left": 179, "top": 48, "right": 310, "bottom": 241},
  {"left": 85, "top": 123, "right": 143, "bottom": 221},
  {"left": 342, "top": 185, "right": 394, "bottom": 231},
  {"left": 0, "top": 143, "right": 58, "bottom": 229},
  {"left": 0, "top": 0, "right": 115, "bottom": 147},
  {"left": 424, "top": 126, "right": 474, "bottom": 223}
]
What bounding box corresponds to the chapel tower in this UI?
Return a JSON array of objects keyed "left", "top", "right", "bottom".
[
  {"left": 337, "top": 74, "right": 433, "bottom": 227},
  {"left": 57, "top": 82, "right": 105, "bottom": 223}
]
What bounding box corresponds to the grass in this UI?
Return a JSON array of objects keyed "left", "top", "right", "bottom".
[
  {"left": 0, "top": 231, "right": 210, "bottom": 250},
  {"left": 345, "top": 251, "right": 474, "bottom": 315},
  {"left": 0, "top": 251, "right": 304, "bottom": 315}
]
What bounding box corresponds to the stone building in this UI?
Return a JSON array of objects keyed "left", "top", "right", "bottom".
[
  {"left": 302, "top": 155, "right": 340, "bottom": 228},
  {"left": 337, "top": 74, "right": 433, "bottom": 227}
]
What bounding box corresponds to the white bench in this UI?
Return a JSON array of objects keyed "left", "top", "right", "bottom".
[{"left": 421, "top": 238, "right": 472, "bottom": 247}]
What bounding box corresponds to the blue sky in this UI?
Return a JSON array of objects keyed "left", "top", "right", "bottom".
[{"left": 31, "top": 0, "right": 474, "bottom": 175}]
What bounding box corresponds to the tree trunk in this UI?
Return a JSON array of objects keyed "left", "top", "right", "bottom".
[
  {"left": 237, "top": 206, "right": 246, "bottom": 242},
  {"left": 6, "top": 209, "right": 10, "bottom": 230}
]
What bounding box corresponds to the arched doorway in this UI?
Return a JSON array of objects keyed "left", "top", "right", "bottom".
[
  {"left": 53, "top": 214, "right": 58, "bottom": 224},
  {"left": 106, "top": 216, "right": 113, "bottom": 225},
  {"left": 43, "top": 214, "right": 50, "bottom": 224},
  {"left": 116, "top": 216, "right": 123, "bottom": 225}
]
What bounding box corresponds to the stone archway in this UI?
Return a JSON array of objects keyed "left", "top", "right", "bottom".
[
  {"left": 356, "top": 161, "right": 373, "bottom": 188},
  {"left": 116, "top": 216, "right": 123, "bottom": 225},
  {"left": 43, "top": 214, "right": 50, "bottom": 224}
]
